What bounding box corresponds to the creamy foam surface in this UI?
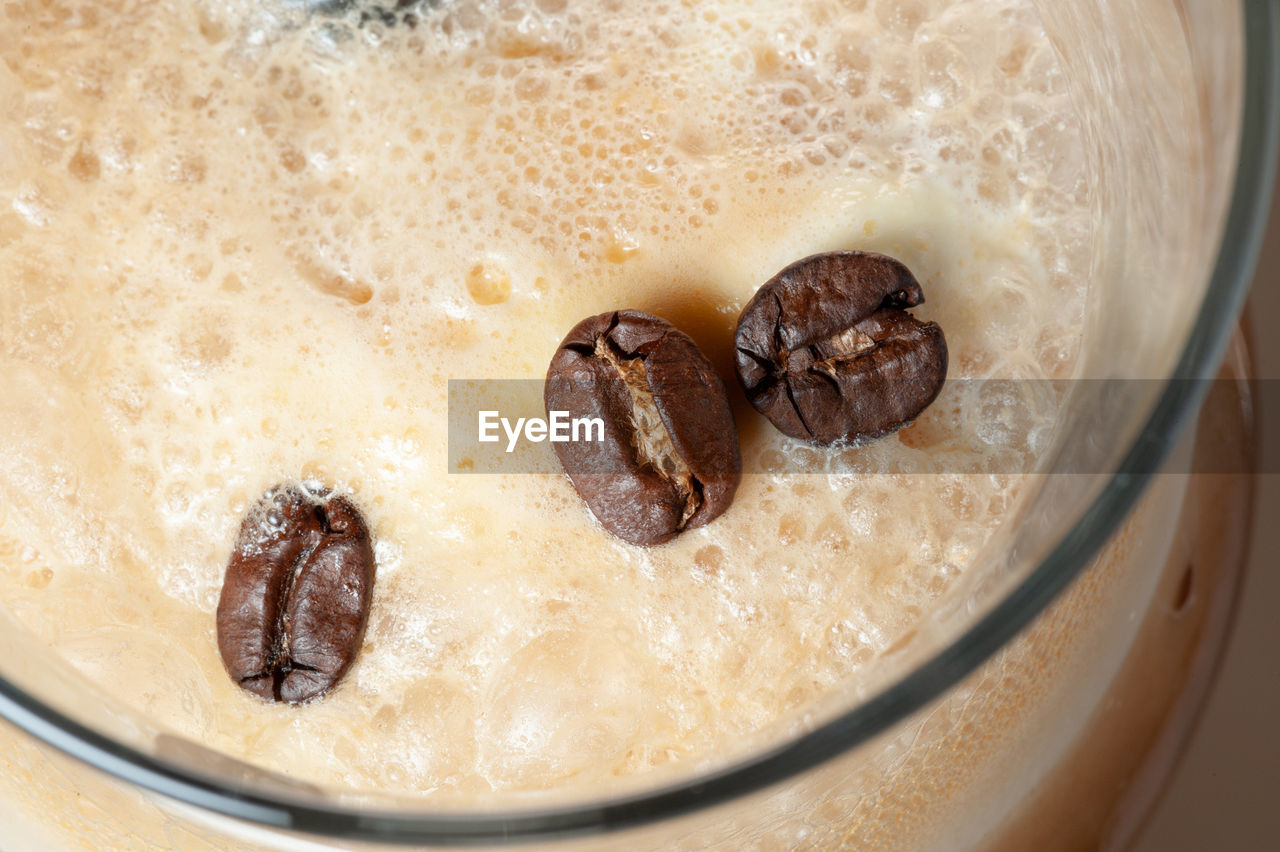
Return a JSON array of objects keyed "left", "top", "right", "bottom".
[{"left": 0, "top": 0, "right": 1088, "bottom": 796}]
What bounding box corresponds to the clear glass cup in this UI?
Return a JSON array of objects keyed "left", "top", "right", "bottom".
[{"left": 0, "top": 0, "right": 1276, "bottom": 849}]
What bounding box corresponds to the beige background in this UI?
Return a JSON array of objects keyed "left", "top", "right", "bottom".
[{"left": 1133, "top": 149, "right": 1280, "bottom": 848}]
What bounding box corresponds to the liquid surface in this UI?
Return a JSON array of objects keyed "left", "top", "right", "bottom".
[{"left": 0, "top": 0, "right": 1088, "bottom": 797}]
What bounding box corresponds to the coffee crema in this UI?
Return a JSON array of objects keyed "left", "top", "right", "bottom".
[{"left": 0, "top": 0, "right": 1089, "bottom": 796}]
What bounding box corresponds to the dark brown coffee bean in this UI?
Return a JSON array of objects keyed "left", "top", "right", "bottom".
[
  {"left": 545, "top": 310, "right": 741, "bottom": 547},
  {"left": 734, "top": 251, "right": 947, "bottom": 445},
  {"left": 217, "top": 484, "right": 375, "bottom": 704}
]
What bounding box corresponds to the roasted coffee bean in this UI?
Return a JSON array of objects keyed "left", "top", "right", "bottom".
[
  {"left": 545, "top": 310, "right": 741, "bottom": 547},
  {"left": 217, "top": 484, "right": 375, "bottom": 704},
  {"left": 734, "top": 251, "right": 947, "bottom": 445}
]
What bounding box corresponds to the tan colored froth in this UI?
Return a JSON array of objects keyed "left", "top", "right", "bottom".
[{"left": 0, "top": 0, "right": 1089, "bottom": 796}]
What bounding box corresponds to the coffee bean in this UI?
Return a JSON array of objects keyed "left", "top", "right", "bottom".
[
  {"left": 734, "top": 251, "right": 947, "bottom": 445},
  {"left": 545, "top": 310, "right": 741, "bottom": 547},
  {"left": 217, "top": 484, "right": 375, "bottom": 704}
]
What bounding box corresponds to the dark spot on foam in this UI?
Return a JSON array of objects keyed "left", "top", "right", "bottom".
[{"left": 307, "top": 0, "right": 434, "bottom": 29}]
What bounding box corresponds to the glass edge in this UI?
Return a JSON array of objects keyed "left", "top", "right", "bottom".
[{"left": 0, "top": 1, "right": 1277, "bottom": 844}]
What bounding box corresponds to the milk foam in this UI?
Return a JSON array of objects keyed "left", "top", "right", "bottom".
[{"left": 0, "top": 0, "right": 1089, "bottom": 795}]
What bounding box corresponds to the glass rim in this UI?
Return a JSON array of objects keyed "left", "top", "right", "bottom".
[{"left": 1, "top": 1, "right": 1278, "bottom": 844}]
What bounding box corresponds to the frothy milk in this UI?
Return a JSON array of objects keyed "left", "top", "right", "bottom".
[{"left": 0, "top": 0, "right": 1088, "bottom": 797}]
